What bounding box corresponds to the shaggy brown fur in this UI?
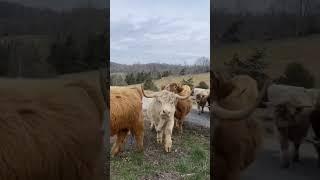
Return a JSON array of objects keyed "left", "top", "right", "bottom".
[
  {"left": 212, "top": 73, "right": 269, "bottom": 180},
  {"left": 110, "top": 87, "right": 144, "bottom": 156},
  {"left": 274, "top": 102, "right": 311, "bottom": 168},
  {"left": 196, "top": 92, "right": 209, "bottom": 114},
  {"left": 0, "top": 76, "right": 106, "bottom": 180},
  {"left": 162, "top": 83, "right": 192, "bottom": 133},
  {"left": 161, "top": 83, "right": 183, "bottom": 94}
]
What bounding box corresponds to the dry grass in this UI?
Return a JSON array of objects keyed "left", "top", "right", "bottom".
[
  {"left": 213, "top": 34, "right": 320, "bottom": 87},
  {"left": 0, "top": 70, "right": 102, "bottom": 95},
  {"left": 126, "top": 73, "right": 210, "bottom": 90}
]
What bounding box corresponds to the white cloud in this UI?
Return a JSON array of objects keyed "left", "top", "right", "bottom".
[{"left": 110, "top": 0, "right": 210, "bottom": 65}]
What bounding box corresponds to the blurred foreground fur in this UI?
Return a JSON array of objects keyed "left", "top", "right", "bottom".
[
  {"left": 212, "top": 72, "right": 270, "bottom": 180},
  {"left": 0, "top": 71, "right": 106, "bottom": 180}
]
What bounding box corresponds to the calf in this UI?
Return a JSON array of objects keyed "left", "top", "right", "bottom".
[
  {"left": 142, "top": 86, "right": 190, "bottom": 152},
  {"left": 162, "top": 83, "right": 192, "bottom": 133},
  {"left": 196, "top": 92, "right": 210, "bottom": 114},
  {"left": 274, "top": 100, "right": 311, "bottom": 168}
]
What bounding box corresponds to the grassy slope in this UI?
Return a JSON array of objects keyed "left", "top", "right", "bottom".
[
  {"left": 110, "top": 125, "right": 210, "bottom": 180},
  {"left": 127, "top": 73, "right": 210, "bottom": 89},
  {"left": 213, "top": 34, "right": 320, "bottom": 87},
  {"left": 0, "top": 70, "right": 102, "bottom": 95}
]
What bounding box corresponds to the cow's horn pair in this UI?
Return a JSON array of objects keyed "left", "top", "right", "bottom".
[
  {"left": 212, "top": 79, "right": 272, "bottom": 120},
  {"left": 141, "top": 84, "right": 190, "bottom": 100}
]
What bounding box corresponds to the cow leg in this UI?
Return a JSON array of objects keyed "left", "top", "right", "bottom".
[
  {"left": 131, "top": 129, "right": 144, "bottom": 152},
  {"left": 119, "top": 130, "right": 130, "bottom": 153},
  {"left": 201, "top": 106, "right": 204, "bottom": 113},
  {"left": 156, "top": 120, "right": 165, "bottom": 144},
  {"left": 279, "top": 135, "right": 290, "bottom": 168},
  {"left": 197, "top": 104, "right": 201, "bottom": 115},
  {"left": 293, "top": 141, "right": 301, "bottom": 162},
  {"left": 156, "top": 130, "right": 164, "bottom": 144},
  {"left": 174, "top": 117, "right": 179, "bottom": 129},
  {"left": 111, "top": 130, "right": 128, "bottom": 156},
  {"left": 178, "top": 117, "right": 184, "bottom": 134},
  {"left": 164, "top": 119, "right": 174, "bottom": 152},
  {"left": 150, "top": 121, "right": 154, "bottom": 129}
]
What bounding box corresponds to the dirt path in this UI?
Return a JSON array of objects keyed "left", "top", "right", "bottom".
[
  {"left": 242, "top": 109, "right": 320, "bottom": 180},
  {"left": 242, "top": 137, "right": 320, "bottom": 180}
]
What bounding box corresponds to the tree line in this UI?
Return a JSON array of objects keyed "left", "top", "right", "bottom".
[{"left": 0, "top": 32, "right": 106, "bottom": 77}]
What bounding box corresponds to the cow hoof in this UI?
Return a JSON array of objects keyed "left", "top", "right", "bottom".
[
  {"left": 111, "top": 150, "right": 119, "bottom": 158},
  {"left": 165, "top": 146, "right": 172, "bottom": 153},
  {"left": 111, "top": 147, "right": 120, "bottom": 157}
]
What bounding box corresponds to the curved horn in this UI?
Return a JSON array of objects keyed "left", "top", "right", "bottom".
[
  {"left": 141, "top": 84, "right": 158, "bottom": 98},
  {"left": 212, "top": 79, "right": 272, "bottom": 120},
  {"left": 174, "top": 93, "right": 190, "bottom": 100}
]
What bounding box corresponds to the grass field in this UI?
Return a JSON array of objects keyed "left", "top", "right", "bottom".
[
  {"left": 213, "top": 34, "right": 320, "bottom": 87},
  {"left": 127, "top": 73, "right": 210, "bottom": 89},
  {"left": 0, "top": 70, "right": 102, "bottom": 96},
  {"left": 110, "top": 121, "right": 210, "bottom": 180}
]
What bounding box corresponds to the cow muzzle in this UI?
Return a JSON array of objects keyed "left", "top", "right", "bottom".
[{"left": 160, "top": 109, "right": 171, "bottom": 117}]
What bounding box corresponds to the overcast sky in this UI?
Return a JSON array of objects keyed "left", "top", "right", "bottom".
[{"left": 110, "top": 0, "right": 210, "bottom": 65}]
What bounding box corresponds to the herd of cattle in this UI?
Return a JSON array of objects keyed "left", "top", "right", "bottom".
[
  {"left": 211, "top": 72, "right": 320, "bottom": 180},
  {"left": 111, "top": 73, "right": 320, "bottom": 180},
  {"left": 2, "top": 70, "right": 320, "bottom": 179},
  {"left": 110, "top": 82, "right": 211, "bottom": 155}
]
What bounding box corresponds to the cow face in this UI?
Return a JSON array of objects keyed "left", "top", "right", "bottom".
[
  {"left": 154, "top": 91, "right": 177, "bottom": 118},
  {"left": 196, "top": 94, "right": 207, "bottom": 105},
  {"left": 275, "top": 102, "right": 302, "bottom": 127},
  {"left": 162, "top": 83, "right": 183, "bottom": 94},
  {"left": 142, "top": 85, "right": 191, "bottom": 119}
]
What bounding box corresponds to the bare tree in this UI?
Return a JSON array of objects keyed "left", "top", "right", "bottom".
[{"left": 194, "top": 56, "right": 210, "bottom": 73}]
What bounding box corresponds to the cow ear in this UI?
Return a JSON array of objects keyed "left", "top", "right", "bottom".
[{"left": 161, "top": 85, "right": 165, "bottom": 90}]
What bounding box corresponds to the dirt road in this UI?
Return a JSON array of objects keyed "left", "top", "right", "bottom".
[
  {"left": 242, "top": 109, "right": 320, "bottom": 180},
  {"left": 242, "top": 137, "right": 320, "bottom": 180}
]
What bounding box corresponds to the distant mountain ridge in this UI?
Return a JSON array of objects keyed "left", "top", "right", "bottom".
[
  {"left": 7, "top": 0, "right": 108, "bottom": 11},
  {"left": 110, "top": 62, "right": 186, "bottom": 74}
]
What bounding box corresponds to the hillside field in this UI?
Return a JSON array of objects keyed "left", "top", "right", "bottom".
[
  {"left": 213, "top": 34, "right": 320, "bottom": 87},
  {"left": 126, "top": 73, "right": 210, "bottom": 89}
]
